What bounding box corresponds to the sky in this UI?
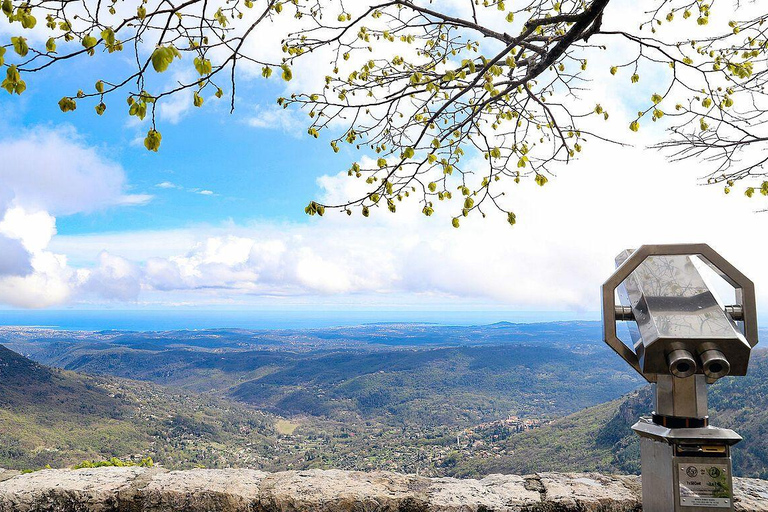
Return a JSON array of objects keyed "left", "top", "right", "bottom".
[{"left": 0, "top": 0, "right": 767, "bottom": 319}]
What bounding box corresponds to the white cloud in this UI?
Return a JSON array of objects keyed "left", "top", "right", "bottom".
[
  {"left": 0, "top": 127, "right": 152, "bottom": 307},
  {"left": 78, "top": 252, "right": 142, "bottom": 301},
  {"left": 43, "top": 136, "right": 768, "bottom": 314},
  {"left": 245, "top": 105, "right": 304, "bottom": 135},
  {"left": 0, "top": 126, "right": 151, "bottom": 215},
  {"left": 0, "top": 235, "right": 32, "bottom": 277},
  {"left": 0, "top": 207, "right": 72, "bottom": 308},
  {"left": 154, "top": 181, "right": 217, "bottom": 196}
]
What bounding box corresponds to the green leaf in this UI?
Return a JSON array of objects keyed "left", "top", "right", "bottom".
[
  {"left": 20, "top": 11, "right": 35, "bottom": 29},
  {"left": 194, "top": 57, "right": 212, "bottom": 76},
  {"left": 95, "top": 80, "right": 104, "bottom": 93},
  {"left": 95, "top": 102, "right": 106, "bottom": 115},
  {"left": 376, "top": 157, "right": 387, "bottom": 168},
  {"left": 137, "top": 5, "right": 146, "bottom": 19},
  {"left": 629, "top": 120, "right": 640, "bottom": 132},
  {"left": 0, "top": 46, "right": 5, "bottom": 66},
  {"left": 151, "top": 46, "right": 179, "bottom": 73},
  {"left": 45, "top": 37, "right": 56, "bottom": 53},
  {"left": 82, "top": 34, "right": 97, "bottom": 50},
  {"left": 101, "top": 28, "right": 116, "bottom": 46},
  {"left": 144, "top": 129, "right": 162, "bottom": 151},
  {"left": 11, "top": 36, "right": 28, "bottom": 57},
  {"left": 1, "top": 0, "right": 11, "bottom": 16},
  {"left": 281, "top": 64, "right": 292, "bottom": 81},
  {"left": 507, "top": 212, "right": 516, "bottom": 226},
  {"left": 403, "top": 147, "right": 414, "bottom": 159},
  {"left": 193, "top": 91, "right": 203, "bottom": 107},
  {"left": 58, "top": 97, "right": 77, "bottom": 112},
  {"left": 452, "top": 218, "right": 460, "bottom": 228}
]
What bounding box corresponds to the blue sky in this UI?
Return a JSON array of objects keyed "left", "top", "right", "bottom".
[
  {"left": 0, "top": 0, "right": 766, "bottom": 316},
  {"left": 1, "top": 53, "right": 349, "bottom": 234}
]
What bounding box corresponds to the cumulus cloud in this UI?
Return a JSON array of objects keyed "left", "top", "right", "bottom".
[
  {"left": 46, "top": 137, "right": 768, "bottom": 313},
  {"left": 0, "top": 127, "right": 151, "bottom": 215},
  {"left": 78, "top": 252, "right": 142, "bottom": 301},
  {"left": 0, "top": 207, "right": 73, "bottom": 308},
  {"left": 0, "top": 127, "right": 152, "bottom": 307},
  {"left": 0, "top": 235, "right": 32, "bottom": 277}
]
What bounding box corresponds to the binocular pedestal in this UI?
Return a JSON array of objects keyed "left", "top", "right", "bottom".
[{"left": 633, "top": 418, "right": 741, "bottom": 511}]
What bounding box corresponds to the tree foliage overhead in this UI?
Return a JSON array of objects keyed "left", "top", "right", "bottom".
[{"left": 2, "top": 0, "right": 768, "bottom": 224}]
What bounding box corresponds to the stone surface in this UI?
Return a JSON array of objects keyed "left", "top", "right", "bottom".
[
  {"left": 0, "top": 471, "right": 19, "bottom": 484},
  {"left": 0, "top": 467, "right": 764, "bottom": 511},
  {"left": 735, "top": 478, "right": 768, "bottom": 512}
]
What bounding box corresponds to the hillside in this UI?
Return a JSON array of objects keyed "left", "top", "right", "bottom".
[
  {"left": 449, "top": 349, "right": 768, "bottom": 479},
  {"left": 0, "top": 344, "right": 279, "bottom": 470},
  {"left": 1, "top": 323, "right": 766, "bottom": 478},
  {"left": 0, "top": 323, "right": 644, "bottom": 428}
]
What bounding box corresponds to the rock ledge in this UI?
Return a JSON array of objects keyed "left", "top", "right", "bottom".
[{"left": 0, "top": 467, "right": 765, "bottom": 511}]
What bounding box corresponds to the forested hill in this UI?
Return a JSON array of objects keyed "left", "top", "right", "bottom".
[
  {"left": 0, "top": 323, "right": 644, "bottom": 427},
  {"left": 449, "top": 349, "right": 768, "bottom": 480},
  {"left": 0, "top": 344, "right": 279, "bottom": 470}
]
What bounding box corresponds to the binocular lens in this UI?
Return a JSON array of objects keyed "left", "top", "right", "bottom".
[
  {"left": 667, "top": 349, "right": 697, "bottom": 378},
  {"left": 700, "top": 349, "right": 731, "bottom": 380}
]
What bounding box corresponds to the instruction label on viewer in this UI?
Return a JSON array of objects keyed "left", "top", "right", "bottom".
[{"left": 678, "top": 463, "right": 731, "bottom": 508}]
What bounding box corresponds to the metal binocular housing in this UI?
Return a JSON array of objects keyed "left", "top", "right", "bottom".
[
  {"left": 602, "top": 244, "right": 758, "bottom": 512},
  {"left": 602, "top": 244, "right": 758, "bottom": 386}
]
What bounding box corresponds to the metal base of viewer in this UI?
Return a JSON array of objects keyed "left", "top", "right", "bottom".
[{"left": 633, "top": 417, "right": 741, "bottom": 511}]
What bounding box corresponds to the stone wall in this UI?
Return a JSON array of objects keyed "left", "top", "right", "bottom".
[{"left": 0, "top": 467, "right": 766, "bottom": 511}]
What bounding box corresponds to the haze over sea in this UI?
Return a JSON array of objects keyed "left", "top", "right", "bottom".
[{"left": 0, "top": 309, "right": 599, "bottom": 331}]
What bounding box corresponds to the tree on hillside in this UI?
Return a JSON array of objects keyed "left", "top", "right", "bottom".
[{"left": 2, "top": 0, "right": 767, "bottom": 224}]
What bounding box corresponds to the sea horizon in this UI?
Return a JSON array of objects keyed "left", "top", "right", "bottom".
[{"left": 0, "top": 309, "right": 601, "bottom": 332}]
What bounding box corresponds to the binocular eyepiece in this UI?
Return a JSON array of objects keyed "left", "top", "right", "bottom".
[
  {"left": 666, "top": 348, "right": 731, "bottom": 380},
  {"left": 699, "top": 348, "right": 731, "bottom": 380},
  {"left": 667, "top": 349, "right": 697, "bottom": 379}
]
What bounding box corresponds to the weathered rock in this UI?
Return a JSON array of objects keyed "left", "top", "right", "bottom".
[
  {"left": 259, "top": 469, "right": 429, "bottom": 512},
  {"left": 429, "top": 474, "right": 540, "bottom": 511},
  {"left": 0, "top": 466, "right": 151, "bottom": 512},
  {"left": 735, "top": 478, "right": 768, "bottom": 512},
  {"left": 535, "top": 473, "right": 641, "bottom": 511},
  {"left": 0, "top": 467, "right": 765, "bottom": 512},
  {"left": 0, "top": 471, "right": 19, "bottom": 484},
  {"left": 139, "top": 468, "right": 266, "bottom": 512}
]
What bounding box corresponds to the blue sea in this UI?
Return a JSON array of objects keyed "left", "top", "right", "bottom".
[{"left": 0, "top": 309, "right": 600, "bottom": 331}]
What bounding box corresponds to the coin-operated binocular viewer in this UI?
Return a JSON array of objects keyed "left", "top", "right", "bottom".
[{"left": 602, "top": 244, "right": 758, "bottom": 512}]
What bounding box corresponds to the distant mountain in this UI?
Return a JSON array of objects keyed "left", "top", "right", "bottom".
[
  {"left": 0, "top": 344, "right": 278, "bottom": 471},
  {"left": 2, "top": 323, "right": 765, "bottom": 478},
  {"left": 449, "top": 349, "right": 768, "bottom": 479},
  {"left": 0, "top": 324, "right": 644, "bottom": 427}
]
